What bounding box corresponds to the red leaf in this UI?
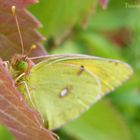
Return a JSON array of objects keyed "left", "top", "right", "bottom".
[
  {"left": 0, "top": 0, "right": 38, "bottom": 8},
  {"left": 0, "top": 60, "right": 56, "bottom": 140},
  {"left": 0, "top": 1, "right": 47, "bottom": 61}
]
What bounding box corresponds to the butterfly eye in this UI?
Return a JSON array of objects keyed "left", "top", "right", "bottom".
[{"left": 16, "top": 60, "right": 28, "bottom": 72}]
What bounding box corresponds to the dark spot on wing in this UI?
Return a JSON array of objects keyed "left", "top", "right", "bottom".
[{"left": 77, "top": 65, "right": 85, "bottom": 76}]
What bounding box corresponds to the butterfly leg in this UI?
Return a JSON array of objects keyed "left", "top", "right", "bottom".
[
  {"left": 2, "top": 61, "right": 24, "bottom": 102},
  {"left": 2, "top": 61, "right": 9, "bottom": 71},
  {"left": 15, "top": 72, "right": 26, "bottom": 83},
  {"left": 18, "top": 81, "right": 36, "bottom": 108},
  {"left": 18, "top": 80, "right": 44, "bottom": 128}
]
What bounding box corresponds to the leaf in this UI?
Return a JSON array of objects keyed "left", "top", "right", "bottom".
[
  {"left": 60, "top": 99, "right": 132, "bottom": 140},
  {"left": 0, "top": 0, "right": 47, "bottom": 61},
  {"left": 0, "top": 125, "right": 14, "bottom": 140},
  {"left": 0, "top": 60, "right": 56, "bottom": 140},
  {"left": 77, "top": 32, "right": 122, "bottom": 59},
  {"left": 88, "top": 0, "right": 140, "bottom": 30},
  {"left": 29, "top": 0, "right": 98, "bottom": 38}
]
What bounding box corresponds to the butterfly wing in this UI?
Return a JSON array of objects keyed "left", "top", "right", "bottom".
[
  {"left": 25, "top": 54, "right": 133, "bottom": 130},
  {"left": 33, "top": 54, "right": 133, "bottom": 95}
]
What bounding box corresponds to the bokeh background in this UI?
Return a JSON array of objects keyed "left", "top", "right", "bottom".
[{"left": 0, "top": 0, "right": 140, "bottom": 139}]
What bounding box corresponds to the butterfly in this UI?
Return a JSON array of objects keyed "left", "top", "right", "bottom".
[{"left": 6, "top": 6, "right": 133, "bottom": 130}]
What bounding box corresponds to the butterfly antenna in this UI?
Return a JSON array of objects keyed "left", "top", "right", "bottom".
[
  {"left": 26, "top": 44, "right": 37, "bottom": 56},
  {"left": 11, "top": 6, "right": 24, "bottom": 54}
]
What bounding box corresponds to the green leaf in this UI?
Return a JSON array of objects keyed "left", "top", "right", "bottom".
[
  {"left": 60, "top": 99, "right": 132, "bottom": 140},
  {"left": 88, "top": 0, "right": 140, "bottom": 30},
  {"left": 77, "top": 32, "right": 122, "bottom": 59},
  {"left": 29, "top": 0, "right": 98, "bottom": 37},
  {"left": 0, "top": 125, "right": 14, "bottom": 140}
]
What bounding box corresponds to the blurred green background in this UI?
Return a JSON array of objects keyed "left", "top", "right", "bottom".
[{"left": 1, "top": 0, "right": 140, "bottom": 139}]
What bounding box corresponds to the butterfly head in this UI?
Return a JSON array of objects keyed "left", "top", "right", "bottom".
[{"left": 11, "top": 54, "right": 34, "bottom": 74}]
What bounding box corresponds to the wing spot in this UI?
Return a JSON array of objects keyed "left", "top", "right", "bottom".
[
  {"left": 77, "top": 65, "right": 85, "bottom": 76},
  {"left": 59, "top": 85, "right": 72, "bottom": 98}
]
